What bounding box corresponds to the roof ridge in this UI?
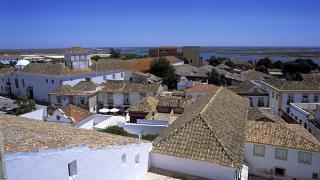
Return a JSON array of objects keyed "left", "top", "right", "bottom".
[
  {"left": 199, "top": 87, "right": 222, "bottom": 115},
  {"left": 199, "top": 87, "right": 245, "bottom": 168},
  {"left": 280, "top": 123, "right": 320, "bottom": 147}
]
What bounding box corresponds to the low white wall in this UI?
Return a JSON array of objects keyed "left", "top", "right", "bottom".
[
  {"left": 5, "top": 143, "right": 152, "bottom": 180},
  {"left": 124, "top": 123, "right": 167, "bottom": 136},
  {"left": 20, "top": 108, "right": 46, "bottom": 121},
  {"left": 137, "top": 119, "right": 169, "bottom": 126},
  {"left": 150, "top": 153, "right": 237, "bottom": 180}
]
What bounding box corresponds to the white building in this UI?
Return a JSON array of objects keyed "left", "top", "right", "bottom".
[
  {"left": 64, "top": 47, "right": 92, "bottom": 70},
  {"left": 231, "top": 80, "right": 269, "bottom": 107},
  {"left": 0, "top": 115, "right": 151, "bottom": 180},
  {"left": 98, "top": 81, "right": 164, "bottom": 110},
  {"left": 49, "top": 78, "right": 99, "bottom": 112},
  {"left": 288, "top": 103, "right": 320, "bottom": 141},
  {"left": 246, "top": 121, "right": 320, "bottom": 179},
  {"left": 151, "top": 87, "right": 249, "bottom": 180},
  {"left": 47, "top": 104, "right": 125, "bottom": 130},
  {"left": 261, "top": 78, "right": 320, "bottom": 115},
  {"left": 0, "top": 60, "right": 127, "bottom": 103}
]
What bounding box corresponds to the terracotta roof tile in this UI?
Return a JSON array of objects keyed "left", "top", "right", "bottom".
[
  {"left": 102, "top": 81, "right": 161, "bottom": 93},
  {"left": 184, "top": 84, "right": 220, "bottom": 93},
  {"left": 247, "top": 107, "right": 286, "bottom": 123},
  {"left": 263, "top": 78, "right": 320, "bottom": 91},
  {"left": 62, "top": 104, "right": 93, "bottom": 123},
  {"left": 246, "top": 121, "right": 320, "bottom": 152},
  {"left": 153, "top": 87, "right": 249, "bottom": 168}
]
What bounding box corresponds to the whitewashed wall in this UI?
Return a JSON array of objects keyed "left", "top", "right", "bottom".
[
  {"left": 245, "top": 142, "right": 320, "bottom": 179},
  {"left": 150, "top": 153, "right": 240, "bottom": 180},
  {"left": 20, "top": 108, "right": 46, "bottom": 121},
  {"left": 5, "top": 143, "right": 152, "bottom": 180},
  {"left": 124, "top": 123, "right": 167, "bottom": 136}
]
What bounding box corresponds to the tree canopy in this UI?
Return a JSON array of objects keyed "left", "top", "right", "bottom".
[
  {"left": 207, "top": 56, "right": 230, "bottom": 66},
  {"left": 109, "top": 48, "right": 121, "bottom": 58},
  {"left": 149, "top": 58, "right": 177, "bottom": 89},
  {"left": 207, "top": 68, "right": 228, "bottom": 86},
  {"left": 100, "top": 126, "right": 130, "bottom": 136},
  {"left": 14, "top": 96, "right": 36, "bottom": 115}
]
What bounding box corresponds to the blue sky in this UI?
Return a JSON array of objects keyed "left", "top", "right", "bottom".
[{"left": 1, "top": 0, "right": 320, "bottom": 49}]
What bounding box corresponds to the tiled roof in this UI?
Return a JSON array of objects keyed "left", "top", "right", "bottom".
[
  {"left": 62, "top": 104, "right": 93, "bottom": 123},
  {"left": 244, "top": 70, "right": 271, "bottom": 81},
  {"left": 156, "top": 96, "right": 192, "bottom": 109},
  {"left": 184, "top": 84, "right": 220, "bottom": 93},
  {"left": 216, "top": 63, "right": 232, "bottom": 69},
  {"left": 263, "top": 78, "right": 320, "bottom": 91},
  {"left": 22, "top": 63, "right": 93, "bottom": 76},
  {"left": 300, "top": 74, "right": 320, "bottom": 81},
  {"left": 50, "top": 84, "right": 96, "bottom": 96},
  {"left": 247, "top": 107, "right": 286, "bottom": 123},
  {"left": 102, "top": 81, "right": 161, "bottom": 93},
  {"left": 175, "top": 64, "right": 208, "bottom": 77},
  {"left": 153, "top": 87, "right": 249, "bottom": 169},
  {"left": 0, "top": 68, "right": 13, "bottom": 75},
  {"left": 127, "top": 96, "right": 159, "bottom": 112},
  {"left": 73, "top": 80, "right": 97, "bottom": 91},
  {"left": 129, "top": 56, "right": 182, "bottom": 72},
  {"left": 92, "top": 60, "right": 137, "bottom": 72},
  {"left": 231, "top": 80, "right": 254, "bottom": 93},
  {"left": 0, "top": 115, "right": 147, "bottom": 153},
  {"left": 246, "top": 121, "right": 320, "bottom": 153}
]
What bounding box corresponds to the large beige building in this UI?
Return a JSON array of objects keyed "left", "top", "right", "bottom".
[{"left": 182, "top": 46, "right": 201, "bottom": 67}]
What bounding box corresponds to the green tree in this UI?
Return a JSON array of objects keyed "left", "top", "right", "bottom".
[
  {"left": 225, "top": 60, "right": 235, "bottom": 68},
  {"left": 149, "top": 58, "right": 177, "bottom": 89},
  {"left": 207, "top": 57, "right": 230, "bottom": 66},
  {"left": 14, "top": 96, "right": 36, "bottom": 115},
  {"left": 255, "top": 65, "right": 268, "bottom": 73},
  {"left": 91, "top": 55, "right": 100, "bottom": 61},
  {"left": 122, "top": 54, "right": 140, "bottom": 60},
  {"left": 142, "top": 134, "right": 158, "bottom": 141},
  {"left": 100, "top": 126, "right": 130, "bottom": 136},
  {"left": 207, "top": 69, "right": 228, "bottom": 86},
  {"left": 256, "top": 57, "right": 272, "bottom": 68},
  {"left": 110, "top": 48, "right": 121, "bottom": 58}
]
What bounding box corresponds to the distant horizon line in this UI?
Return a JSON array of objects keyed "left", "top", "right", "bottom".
[{"left": 1, "top": 45, "right": 320, "bottom": 50}]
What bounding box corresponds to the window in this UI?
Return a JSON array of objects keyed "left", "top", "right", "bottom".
[
  {"left": 112, "top": 74, "right": 116, "bottom": 79},
  {"left": 15, "top": 78, "right": 19, "bottom": 88},
  {"left": 135, "top": 154, "right": 140, "bottom": 164},
  {"left": 46, "top": 79, "right": 48, "bottom": 83},
  {"left": 253, "top": 144, "right": 265, "bottom": 157},
  {"left": 22, "top": 79, "right": 25, "bottom": 88},
  {"left": 275, "top": 148, "right": 287, "bottom": 161},
  {"left": 140, "top": 93, "right": 146, "bottom": 98},
  {"left": 302, "top": 94, "right": 309, "bottom": 103},
  {"left": 312, "top": 173, "right": 319, "bottom": 179},
  {"left": 298, "top": 151, "right": 312, "bottom": 165},
  {"left": 314, "top": 95, "right": 319, "bottom": 102},
  {"left": 287, "top": 95, "right": 294, "bottom": 105},
  {"left": 121, "top": 153, "right": 126, "bottom": 165},
  {"left": 60, "top": 80, "right": 63, "bottom": 85},
  {"left": 304, "top": 122, "right": 307, "bottom": 129},
  {"left": 272, "top": 92, "right": 274, "bottom": 98},
  {"left": 79, "top": 97, "right": 85, "bottom": 105},
  {"left": 258, "top": 97, "right": 264, "bottom": 107},
  {"left": 68, "top": 160, "right": 77, "bottom": 177},
  {"left": 51, "top": 79, "right": 54, "bottom": 84},
  {"left": 274, "top": 167, "right": 286, "bottom": 176},
  {"left": 57, "top": 97, "right": 61, "bottom": 104},
  {"left": 56, "top": 115, "right": 61, "bottom": 121},
  {"left": 123, "top": 93, "right": 129, "bottom": 105},
  {"left": 121, "top": 72, "right": 124, "bottom": 77},
  {"left": 249, "top": 98, "right": 253, "bottom": 107}
]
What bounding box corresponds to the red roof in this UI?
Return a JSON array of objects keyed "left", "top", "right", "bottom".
[{"left": 184, "top": 84, "right": 220, "bottom": 93}]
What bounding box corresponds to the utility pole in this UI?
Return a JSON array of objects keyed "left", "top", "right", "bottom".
[{"left": 0, "top": 123, "right": 7, "bottom": 180}]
